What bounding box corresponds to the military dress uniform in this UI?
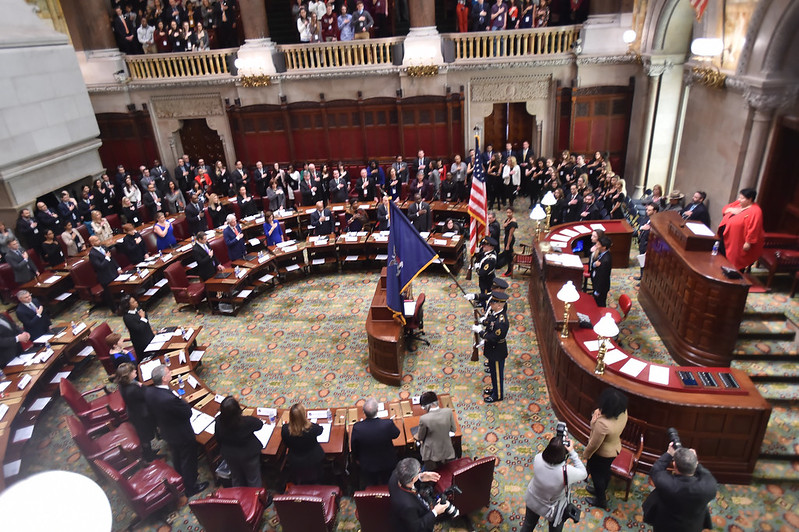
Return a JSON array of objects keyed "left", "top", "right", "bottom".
[
  {"left": 475, "top": 237, "right": 498, "bottom": 294},
  {"left": 479, "top": 291, "right": 509, "bottom": 403}
]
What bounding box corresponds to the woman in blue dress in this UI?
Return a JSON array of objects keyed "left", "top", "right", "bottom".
[
  {"left": 263, "top": 210, "right": 284, "bottom": 247},
  {"left": 153, "top": 212, "right": 176, "bottom": 251}
]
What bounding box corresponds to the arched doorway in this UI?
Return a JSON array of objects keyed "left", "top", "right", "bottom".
[
  {"left": 483, "top": 103, "right": 536, "bottom": 154},
  {"left": 179, "top": 119, "right": 226, "bottom": 167}
]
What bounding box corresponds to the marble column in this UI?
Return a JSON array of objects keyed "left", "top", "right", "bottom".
[
  {"left": 402, "top": 0, "right": 443, "bottom": 66},
  {"left": 409, "top": 0, "right": 435, "bottom": 29},
  {"left": 235, "top": 0, "right": 277, "bottom": 78},
  {"left": 589, "top": 0, "right": 622, "bottom": 15},
  {"left": 238, "top": 0, "right": 269, "bottom": 39},
  {"left": 60, "top": 0, "right": 115, "bottom": 51}
]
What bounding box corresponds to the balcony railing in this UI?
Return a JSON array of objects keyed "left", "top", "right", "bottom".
[
  {"left": 125, "top": 48, "right": 237, "bottom": 80},
  {"left": 278, "top": 37, "right": 402, "bottom": 71},
  {"left": 447, "top": 26, "right": 581, "bottom": 61}
]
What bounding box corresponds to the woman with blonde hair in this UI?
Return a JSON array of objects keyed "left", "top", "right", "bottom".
[
  {"left": 90, "top": 209, "right": 113, "bottom": 243},
  {"left": 281, "top": 402, "right": 325, "bottom": 484}
]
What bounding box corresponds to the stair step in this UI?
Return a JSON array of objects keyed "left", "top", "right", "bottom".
[
  {"left": 753, "top": 383, "right": 799, "bottom": 403},
  {"left": 738, "top": 331, "right": 796, "bottom": 341},
  {"left": 732, "top": 339, "right": 799, "bottom": 360},
  {"left": 742, "top": 311, "right": 790, "bottom": 321},
  {"left": 732, "top": 361, "right": 799, "bottom": 382},
  {"left": 752, "top": 459, "right": 799, "bottom": 482},
  {"left": 759, "top": 406, "right": 799, "bottom": 459}
]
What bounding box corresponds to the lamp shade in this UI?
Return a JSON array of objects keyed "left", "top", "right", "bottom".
[
  {"left": 557, "top": 280, "right": 580, "bottom": 304},
  {"left": 530, "top": 204, "right": 547, "bottom": 221},
  {"left": 541, "top": 191, "right": 557, "bottom": 206},
  {"left": 691, "top": 38, "right": 723, "bottom": 57},
  {"left": 593, "top": 312, "right": 620, "bottom": 338},
  {"left": 622, "top": 30, "right": 637, "bottom": 44}
]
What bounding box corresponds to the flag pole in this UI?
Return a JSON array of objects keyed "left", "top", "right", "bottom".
[{"left": 442, "top": 263, "right": 482, "bottom": 362}]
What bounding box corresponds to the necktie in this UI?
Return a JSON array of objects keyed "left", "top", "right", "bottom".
[
  {"left": 121, "top": 16, "right": 129, "bottom": 33},
  {"left": 29, "top": 303, "right": 36, "bottom": 312}
]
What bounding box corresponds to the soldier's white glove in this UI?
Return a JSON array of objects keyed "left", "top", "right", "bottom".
[
  {"left": 463, "top": 293, "right": 475, "bottom": 301},
  {"left": 471, "top": 324, "right": 484, "bottom": 334}
]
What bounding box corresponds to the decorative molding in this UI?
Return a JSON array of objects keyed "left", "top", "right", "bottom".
[
  {"left": 87, "top": 77, "right": 237, "bottom": 93},
  {"left": 278, "top": 66, "right": 402, "bottom": 81},
  {"left": 151, "top": 94, "right": 226, "bottom": 119},
  {"left": 743, "top": 86, "right": 798, "bottom": 112},
  {"left": 448, "top": 57, "right": 574, "bottom": 71},
  {"left": 470, "top": 75, "right": 552, "bottom": 103},
  {"left": 643, "top": 57, "right": 673, "bottom": 78},
  {"left": 575, "top": 54, "right": 640, "bottom": 66}
]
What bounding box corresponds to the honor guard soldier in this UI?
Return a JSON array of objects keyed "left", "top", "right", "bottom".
[
  {"left": 475, "top": 237, "right": 498, "bottom": 293},
  {"left": 464, "top": 277, "right": 508, "bottom": 311},
  {"left": 472, "top": 291, "right": 509, "bottom": 403}
]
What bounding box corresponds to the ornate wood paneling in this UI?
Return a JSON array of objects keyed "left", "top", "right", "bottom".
[{"left": 96, "top": 112, "right": 159, "bottom": 172}]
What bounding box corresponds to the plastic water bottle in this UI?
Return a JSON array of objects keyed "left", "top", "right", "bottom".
[
  {"left": 326, "top": 408, "right": 333, "bottom": 424},
  {"left": 164, "top": 353, "right": 170, "bottom": 366},
  {"left": 178, "top": 376, "right": 185, "bottom": 396},
  {"left": 70, "top": 321, "right": 76, "bottom": 335},
  {"left": 711, "top": 241, "right": 719, "bottom": 256}
]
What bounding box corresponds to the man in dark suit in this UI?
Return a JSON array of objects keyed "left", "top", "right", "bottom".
[
  {"left": 120, "top": 224, "right": 149, "bottom": 265},
  {"left": 355, "top": 168, "right": 375, "bottom": 203},
  {"left": 481, "top": 143, "right": 494, "bottom": 167},
  {"left": 232, "top": 161, "right": 249, "bottom": 191},
  {"left": 145, "top": 365, "right": 208, "bottom": 496},
  {"left": 644, "top": 443, "right": 717, "bottom": 532},
  {"left": 88, "top": 235, "right": 122, "bottom": 311},
  {"left": 0, "top": 313, "right": 28, "bottom": 368},
  {"left": 579, "top": 193, "right": 602, "bottom": 221},
  {"left": 252, "top": 161, "right": 268, "bottom": 197},
  {"left": 15, "top": 208, "right": 40, "bottom": 250},
  {"left": 35, "top": 201, "right": 60, "bottom": 235},
  {"left": 58, "top": 191, "right": 80, "bottom": 228},
  {"left": 376, "top": 195, "right": 391, "bottom": 231},
  {"left": 185, "top": 193, "right": 207, "bottom": 236},
  {"left": 634, "top": 203, "right": 658, "bottom": 281},
  {"left": 407, "top": 193, "right": 431, "bottom": 233},
  {"left": 414, "top": 149, "right": 431, "bottom": 179},
  {"left": 300, "top": 171, "right": 319, "bottom": 207},
  {"left": 487, "top": 211, "right": 501, "bottom": 242},
  {"left": 222, "top": 214, "right": 247, "bottom": 261},
  {"left": 174, "top": 157, "right": 191, "bottom": 192},
  {"left": 329, "top": 169, "right": 349, "bottom": 204},
  {"left": 15, "top": 290, "right": 51, "bottom": 340},
  {"left": 142, "top": 182, "right": 163, "bottom": 220},
  {"left": 392, "top": 155, "right": 409, "bottom": 183},
  {"left": 309, "top": 201, "right": 333, "bottom": 236},
  {"left": 193, "top": 232, "right": 222, "bottom": 281},
  {"left": 351, "top": 398, "right": 401, "bottom": 487},
  {"left": 5, "top": 239, "right": 38, "bottom": 283},
  {"left": 389, "top": 458, "right": 450, "bottom": 532},
  {"left": 113, "top": 6, "right": 137, "bottom": 54},
  {"left": 151, "top": 159, "right": 171, "bottom": 189},
  {"left": 590, "top": 236, "right": 612, "bottom": 307},
  {"left": 681, "top": 191, "right": 710, "bottom": 227},
  {"left": 121, "top": 295, "right": 154, "bottom": 359}
]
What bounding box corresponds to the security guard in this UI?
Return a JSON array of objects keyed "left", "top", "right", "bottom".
[
  {"left": 473, "top": 291, "right": 509, "bottom": 403},
  {"left": 474, "top": 237, "right": 498, "bottom": 294}
]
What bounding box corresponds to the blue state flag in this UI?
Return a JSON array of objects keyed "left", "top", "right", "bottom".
[{"left": 386, "top": 201, "right": 439, "bottom": 324}]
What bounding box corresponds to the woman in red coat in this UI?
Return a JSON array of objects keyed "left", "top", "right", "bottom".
[{"left": 719, "top": 187, "right": 765, "bottom": 270}]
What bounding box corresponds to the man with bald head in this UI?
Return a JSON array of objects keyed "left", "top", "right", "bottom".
[
  {"left": 351, "top": 397, "right": 401, "bottom": 487},
  {"left": 89, "top": 235, "right": 122, "bottom": 311}
]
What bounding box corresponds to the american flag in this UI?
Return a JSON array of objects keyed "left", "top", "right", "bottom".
[
  {"left": 468, "top": 138, "right": 487, "bottom": 257},
  {"left": 690, "top": 0, "right": 708, "bottom": 21}
]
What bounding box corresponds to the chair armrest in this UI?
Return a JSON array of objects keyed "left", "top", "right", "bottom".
[
  {"left": 187, "top": 276, "right": 201, "bottom": 283},
  {"left": 81, "top": 385, "right": 111, "bottom": 397},
  {"left": 85, "top": 421, "right": 114, "bottom": 438},
  {"left": 78, "top": 404, "right": 116, "bottom": 418},
  {"left": 119, "top": 458, "right": 143, "bottom": 477}
]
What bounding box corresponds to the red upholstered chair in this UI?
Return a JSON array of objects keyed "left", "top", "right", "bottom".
[
  {"left": 353, "top": 486, "right": 391, "bottom": 532},
  {"left": 434, "top": 456, "right": 497, "bottom": 517},
  {"left": 404, "top": 293, "right": 429, "bottom": 347},
  {"left": 87, "top": 322, "right": 116, "bottom": 375},
  {"left": 66, "top": 415, "right": 141, "bottom": 469},
  {"left": 164, "top": 262, "right": 206, "bottom": 311},
  {"left": 106, "top": 213, "right": 123, "bottom": 233},
  {"left": 0, "top": 263, "right": 18, "bottom": 303},
  {"left": 76, "top": 222, "right": 91, "bottom": 243},
  {"left": 69, "top": 258, "right": 104, "bottom": 305},
  {"left": 138, "top": 226, "right": 159, "bottom": 255},
  {"left": 189, "top": 487, "right": 269, "bottom": 532},
  {"left": 93, "top": 457, "right": 185, "bottom": 527},
  {"left": 293, "top": 188, "right": 304, "bottom": 208},
  {"left": 208, "top": 236, "right": 231, "bottom": 267},
  {"left": 618, "top": 294, "right": 632, "bottom": 322},
  {"left": 26, "top": 248, "right": 47, "bottom": 273},
  {"left": 610, "top": 417, "right": 645, "bottom": 501},
  {"left": 172, "top": 216, "right": 189, "bottom": 241},
  {"left": 273, "top": 484, "right": 341, "bottom": 532},
  {"left": 59, "top": 378, "right": 127, "bottom": 432}
]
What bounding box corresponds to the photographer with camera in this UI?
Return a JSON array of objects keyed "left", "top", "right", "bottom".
[
  {"left": 642, "top": 430, "right": 717, "bottom": 531},
  {"left": 520, "top": 431, "right": 586, "bottom": 532},
  {"left": 389, "top": 457, "right": 455, "bottom": 532}
]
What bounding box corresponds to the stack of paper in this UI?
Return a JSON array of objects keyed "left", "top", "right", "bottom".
[
  {"left": 189, "top": 351, "right": 205, "bottom": 362},
  {"left": 139, "top": 359, "right": 162, "bottom": 381},
  {"left": 316, "top": 423, "right": 332, "bottom": 443},
  {"left": 253, "top": 423, "right": 276, "bottom": 448},
  {"left": 190, "top": 408, "right": 216, "bottom": 435}
]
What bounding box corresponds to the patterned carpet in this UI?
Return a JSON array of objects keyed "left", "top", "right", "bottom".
[{"left": 9, "top": 215, "right": 799, "bottom": 531}]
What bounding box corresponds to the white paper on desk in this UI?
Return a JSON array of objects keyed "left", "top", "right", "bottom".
[
  {"left": 377, "top": 409, "right": 389, "bottom": 418},
  {"left": 144, "top": 288, "right": 159, "bottom": 297},
  {"left": 603, "top": 349, "right": 628, "bottom": 366},
  {"left": 433, "top": 239, "right": 448, "bottom": 245},
  {"left": 619, "top": 358, "right": 647, "bottom": 377},
  {"left": 550, "top": 234, "right": 570, "bottom": 243},
  {"left": 253, "top": 423, "right": 275, "bottom": 448},
  {"left": 442, "top": 232, "right": 456, "bottom": 238},
  {"left": 34, "top": 349, "right": 54, "bottom": 364},
  {"left": 178, "top": 351, "right": 187, "bottom": 364},
  {"left": 305, "top": 208, "right": 316, "bottom": 214},
  {"left": 308, "top": 410, "right": 327, "bottom": 421},
  {"left": 204, "top": 422, "right": 215, "bottom": 435},
  {"left": 316, "top": 423, "right": 331, "bottom": 443},
  {"left": 13, "top": 426, "right": 34, "bottom": 443},
  {"left": 451, "top": 235, "right": 461, "bottom": 242},
  {"left": 345, "top": 255, "right": 359, "bottom": 261},
  {"left": 560, "top": 229, "right": 579, "bottom": 237},
  {"left": 75, "top": 346, "right": 93, "bottom": 358},
  {"left": 258, "top": 274, "right": 274, "bottom": 283},
  {"left": 583, "top": 340, "right": 601, "bottom": 351},
  {"left": 686, "top": 222, "right": 715, "bottom": 237},
  {"left": 560, "top": 254, "right": 584, "bottom": 268},
  {"left": 162, "top": 253, "right": 173, "bottom": 262},
  {"left": 152, "top": 333, "right": 172, "bottom": 343},
  {"left": 373, "top": 236, "right": 387, "bottom": 242},
  {"left": 189, "top": 350, "right": 204, "bottom": 362},
  {"left": 648, "top": 365, "right": 670, "bottom": 385},
  {"left": 0, "top": 381, "right": 11, "bottom": 393},
  {"left": 331, "top": 205, "right": 344, "bottom": 211},
  {"left": 41, "top": 275, "right": 59, "bottom": 284},
  {"left": 155, "top": 278, "right": 168, "bottom": 288},
  {"left": 0, "top": 403, "right": 8, "bottom": 421},
  {"left": 420, "top": 232, "right": 430, "bottom": 239},
  {"left": 114, "top": 273, "right": 132, "bottom": 282},
  {"left": 412, "top": 395, "right": 420, "bottom": 405},
  {"left": 248, "top": 238, "right": 260, "bottom": 246},
  {"left": 172, "top": 329, "right": 183, "bottom": 337},
  {"left": 238, "top": 289, "right": 253, "bottom": 299},
  {"left": 285, "top": 264, "right": 300, "bottom": 272},
  {"left": 205, "top": 230, "right": 216, "bottom": 238},
  {"left": 183, "top": 328, "right": 194, "bottom": 341},
  {"left": 29, "top": 397, "right": 51, "bottom": 411},
  {"left": 34, "top": 334, "right": 54, "bottom": 344},
  {"left": 258, "top": 255, "right": 270, "bottom": 264},
  {"left": 4, "top": 460, "right": 20, "bottom": 478},
  {"left": 276, "top": 240, "right": 294, "bottom": 248},
  {"left": 6, "top": 353, "right": 34, "bottom": 366},
  {"left": 73, "top": 322, "right": 86, "bottom": 335},
  {"left": 17, "top": 374, "right": 32, "bottom": 389},
  {"left": 190, "top": 408, "right": 215, "bottom": 435},
  {"left": 344, "top": 236, "right": 358, "bottom": 243},
  {"left": 283, "top": 246, "right": 298, "bottom": 253},
  {"left": 55, "top": 292, "right": 71, "bottom": 301},
  {"left": 590, "top": 224, "right": 606, "bottom": 232},
  {"left": 257, "top": 407, "right": 277, "bottom": 417},
  {"left": 139, "top": 359, "right": 162, "bottom": 381},
  {"left": 186, "top": 375, "right": 198, "bottom": 389},
  {"left": 215, "top": 394, "right": 225, "bottom": 403},
  {"left": 312, "top": 258, "right": 325, "bottom": 265},
  {"left": 178, "top": 244, "right": 192, "bottom": 252},
  {"left": 375, "top": 254, "right": 388, "bottom": 261},
  {"left": 255, "top": 217, "right": 265, "bottom": 224},
  {"left": 573, "top": 225, "right": 591, "bottom": 234}
]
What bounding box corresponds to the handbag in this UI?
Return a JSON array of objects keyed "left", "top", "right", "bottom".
[{"left": 562, "top": 464, "right": 580, "bottom": 523}]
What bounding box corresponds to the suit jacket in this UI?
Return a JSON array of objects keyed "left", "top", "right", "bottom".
[
  {"left": 647, "top": 452, "right": 717, "bottom": 532},
  {"left": 407, "top": 201, "right": 431, "bottom": 233},
  {"left": 352, "top": 8, "right": 374, "bottom": 33},
  {"left": 388, "top": 470, "right": 437, "bottom": 532},
  {"left": 329, "top": 177, "right": 349, "bottom": 203},
  {"left": 356, "top": 177, "right": 375, "bottom": 202},
  {"left": 119, "top": 381, "right": 156, "bottom": 441},
  {"left": 16, "top": 299, "right": 51, "bottom": 340},
  {"left": 590, "top": 250, "right": 612, "bottom": 298},
  {"left": 681, "top": 202, "right": 710, "bottom": 227},
  {"left": 123, "top": 309, "right": 155, "bottom": 358},
  {"left": 580, "top": 203, "right": 602, "bottom": 221},
  {"left": 253, "top": 167, "right": 268, "bottom": 195},
  {"left": 417, "top": 407, "right": 456, "bottom": 462},
  {"left": 300, "top": 176, "right": 321, "bottom": 205},
  {"left": 193, "top": 242, "right": 219, "bottom": 281},
  {"left": 351, "top": 417, "right": 400, "bottom": 473},
  {"left": 414, "top": 157, "right": 430, "bottom": 178},
  {"left": 57, "top": 201, "right": 80, "bottom": 227},
  {"left": 6, "top": 249, "right": 37, "bottom": 283},
  {"left": 266, "top": 187, "right": 286, "bottom": 211},
  {"left": 35, "top": 208, "right": 60, "bottom": 234},
  {"left": 61, "top": 228, "right": 85, "bottom": 256},
  {"left": 185, "top": 201, "right": 207, "bottom": 236},
  {"left": 144, "top": 385, "right": 195, "bottom": 445},
  {"left": 121, "top": 233, "right": 147, "bottom": 265},
  {"left": 376, "top": 203, "right": 390, "bottom": 231},
  {"left": 0, "top": 314, "right": 23, "bottom": 366},
  {"left": 223, "top": 224, "right": 247, "bottom": 261},
  {"left": 142, "top": 189, "right": 163, "bottom": 219},
  {"left": 89, "top": 246, "right": 119, "bottom": 287},
  {"left": 310, "top": 208, "right": 333, "bottom": 236},
  {"left": 237, "top": 194, "right": 259, "bottom": 218}
]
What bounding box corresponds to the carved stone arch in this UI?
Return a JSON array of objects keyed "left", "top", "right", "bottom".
[
  {"left": 642, "top": 0, "right": 694, "bottom": 55},
  {"left": 737, "top": 0, "right": 799, "bottom": 80}
]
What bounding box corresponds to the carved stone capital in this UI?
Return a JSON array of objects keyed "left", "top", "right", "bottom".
[
  {"left": 643, "top": 58, "right": 673, "bottom": 78},
  {"left": 151, "top": 93, "right": 226, "bottom": 119},
  {"left": 743, "top": 85, "right": 798, "bottom": 112},
  {"left": 470, "top": 74, "right": 551, "bottom": 103}
]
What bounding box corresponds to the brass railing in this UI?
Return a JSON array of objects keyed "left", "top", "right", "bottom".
[
  {"left": 279, "top": 38, "right": 402, "bottom": 71},
  {"left": 446, "top": 26, "right": 581, "bottom": 60},
  {"left": 125, "top": 49, "right": 237, "bottom": 80}
]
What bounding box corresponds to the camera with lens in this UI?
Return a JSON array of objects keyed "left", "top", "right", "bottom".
[
  {"left": 556, "top": 421, "right": 571, "bottom": 446},
  {"left": 666, "top": 427, "right": 682, "bottom": 449},
  {"left": 418, "top": 484, "right": 462, "bottom": 518}
]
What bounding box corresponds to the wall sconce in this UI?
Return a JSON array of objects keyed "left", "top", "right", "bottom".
[
  {"left": 541, "top": 191, "right": 557, "bottom": 231},
  {"left": 404, "top": 64, "right": 439, "bottom": 77},
  {"left": 690, "top": 38, "right": 726, "bottom": 90},
  {"left": 557, "top": 281, "right": 581, "bottom": 338},
  {"left": 592, "top": 313, "right": 619, "bottom": 375},
  {"left": 126, "top": 103, "right": 136, "bottom": 112},
  {"left": 530, "top": 204, "right": 546, "bottom": 241}
]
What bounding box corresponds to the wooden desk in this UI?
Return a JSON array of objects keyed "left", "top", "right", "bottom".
[
  {"left": 205, "top": 267, "right": 254, "bottom": 314},
  {"left": 306, "top": 234, "right": 339, "bottom": 270},
  {"left": 142, "top": 326, "right": 203, "bottom": 357},
  {"left": 427, "top": 233, "right": 465, "bottom": 272},
  {"left": 268, "top": 241, "right": 308, "bottom": 276},
  {"left": 542, "top": 219, "right": 633, "bottom": 269},
  {"left": 366, "top": 269, "right": 405, "bottom": 386},
  {"left": 21, "top": 272, "right": 74, "bottom": 309},
  {"left": 640, "top": 211, "right": 751, "bottom": 366},
  {"left": 528, "top": 244, "right": 771, "bottom": 483}
]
